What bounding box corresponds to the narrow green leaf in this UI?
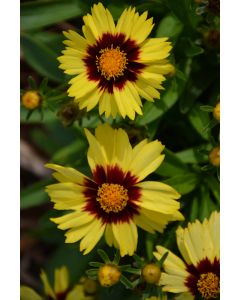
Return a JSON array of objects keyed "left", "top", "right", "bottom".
[
  {"left": 113, "top": 250, "right": 120, "bottom": 265},
  {"left": 21, "top": 0, "right": 87, "bottom": 31},
  {"left": 120, "top": 275, "right": 135, "bottom": 289},
  {"left": 97, "top": 249, "right": 111, "bottom": 264},
  {"left": 205, "top": 175, "right": 220, "bottom": 204},
  {"left": 155, "top": 148, "right": 188, "bottom": 177},
  {"left": 21, "top": 178, "right": 52, "bottom": 209},
  {"left": 156, "top": 251, "right": 169, "bottom": 268},
  {"left": 88, "top": 262, "right": 104, "bottom": 268},
  {"left": 156, "top": 14, "right": 183, "bottom": 41},
  {"left": 21, "top": 34, "right": 64, "bottom": 82},
  {"left": 163, "top": 173, "right": 199, "bottom": 195},
  {"left": 189, "top": 196, "right": 199, "bottom": 222},
  {"left": 124, "top": 268, "right": 141, "bottom": 275},
  {"left": 175, "top": 146, "right": 209, "bottom": 164},
  {"left": 188, "top": 103, "right": 210, "bottom": 140}
]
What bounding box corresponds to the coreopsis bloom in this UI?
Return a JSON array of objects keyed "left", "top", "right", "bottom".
[
  {"left": 58, "top": 3, "right": 173, "bottom": 120},
  {"left": 20, "top": 266, "right": 95, "bottom": 300},
  {"left": 213, "top": 102, "right": 220, "bottom": 121},
  {"left": 46, "top": 124, "right": 183, "bottom": 256},
  {"left": 153, "top": 211, "right": 220, "bottom": 300}
]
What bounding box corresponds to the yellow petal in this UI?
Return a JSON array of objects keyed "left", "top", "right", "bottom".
[
  {"left": 40, "top": 270, "right": 56, "bottom": 299},
  {"left": 51, "top": 211, "right": 94, "bottom": 230},
  {"left": 135, "top": 79, "right": 160, "bottom": 101},
  {"left": 160, "top": 273, "right": 188, "bottom": 293},
  {"left": 20, "top": 286, "right": 43, "bottom": 300},
  {"left": 84, "top": 128, "right": 109, "bottom": 170},
  {"left": 140, "top": 38, "right": 172, "bottom": 63},
  {"left": 105, "top": 224, "right": 119, "bottom": 248},
  {"left": 80, "top": 219, "right": 106, "bottom": 254},
  {"left": 94, "top": 123, "right": 132, "bottom": 171},
  {"left": 154, "top": 246, "right": 188, "bottom": 277},
  {"left": 65, "top": 219, "right": 96, "bottom": 244},
  {"left": 208, "top": 211, "right": 220, "bottom": 259},
  {"left": 45, "top": 164, "right": 85, "bottom": 184},
  {"left": 68, "top": 73, "right": 98, "bottom": 99},
  {"left": 129, "top": 141, "right": 165, "bottom": 181},
  {"left": 175, "top": 293, "right": 194, "bottom": 300},
  {"left": 54, "top": 266, "right": 69, "bottom": 294},
  {"left": 99, "top": 92, "right": 118, "bottom": 118},
  {"left": 76, "top": 87, "right": 103, "bottom": 111},
  {"left": 112, "top": 221, "right": 138, "bottom": 256},
  {"left": 62, "top": 30, "right": 88, "bottom": 53}
]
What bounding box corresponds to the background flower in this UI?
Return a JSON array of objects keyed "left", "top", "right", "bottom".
[{"left": 154, "top": 211, "right": 220, "bottom": 300}]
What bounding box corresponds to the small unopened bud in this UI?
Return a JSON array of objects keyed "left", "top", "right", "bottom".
[
  {"left": 208, "top": 146, "right": 220, "bottom": 167},
  {"left": 213, "top": 102, "right": 220, "bottom": 121},
  {"left": 57, "top": 102, "right": 80, "bottom": 127},
  {"left": 98, "top": 264, "right": 121, "bottom": 287},
  {"left": 83, "top": 278, "right": 98, "bottom": 295},
  {"left": 142, "top": 263, "right": 161, "bottom": 285},
  {"left": 22, "top": 90, "right": 41, "bottom": 110}
]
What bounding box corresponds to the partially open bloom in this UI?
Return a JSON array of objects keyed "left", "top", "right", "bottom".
[
  {"left": 58, "top": 3, "right": 173, "bottom": 119},
  {"left": 21, "top": 90, "right": 41, "bottom": 110},
  {"left": 46, "top": 124, "right": 183, "bottom": 256},
  {"left": 20, "top": 266, "right": 95, "bottom": 300},
  {"left": 154, "top": 211, "right": 220, "bottom": 300}
]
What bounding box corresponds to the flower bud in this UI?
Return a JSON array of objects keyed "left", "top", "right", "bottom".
[
  {"left": 213, "top": 102, "right": 220, "bottom": 121},
  {"left": 142, "top": 263, "right": 161, "bottom": 285},
  {"left": 98, "top": 264, "right": 121, "bottom": 287},
  {"left": 208, "top": 146, "right": 220, "bottom": 167},
  {"left": 22, "top": 90, "right": 41, "bottom": 110},
  {"left": 83, "top": 278, "right": 98, "bottom": 295}
]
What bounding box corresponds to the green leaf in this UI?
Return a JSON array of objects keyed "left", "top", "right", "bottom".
[
  {"left": 113, "top": 250, "right": 120, "bottom": 265},
  {"left": 183, "top": 39, "right": 204, "bottom": 57},
  {"left": 156, "top": 14, "right": 183, "bottom": 41},
  {"left": 163, "top": 173, "right": 199, "bottom": 195},
  {"left": 124, "top": 268, "right": 141, "bottom": 275},
  {"left": 156, "top": 251, "right": 169, "bottom": 268},
  {"left": 163, "top": 0, "right": 198, "bottom": 30},
  {"left": 21, "top": 34, "right": 64, "bottom": 82},
  {"left": 52, "top": 140, "right": 87, "bottom": 165},
  {"left": 175, "top": 146, "right": 209, "bottom": 164},
  {"left": 155, "top": 148, "right": 188, "bottom": 177},
  {"left": 21, "top": 0, "right": 87, "bottom": 31},
  {"left": 189, "top": 196, "right": 199, "bottom": 222},
  {"left": 188, "top": 103, "right": 210, "bottom": 140},
  {"left": 120, "top": 275, "right": 135, "bottom": 289},
  {"left": 89, "top": 262, "right": 104, "bottom": 268},
  {"left": 97, "top": 249, "right": 111, "bottom": 264},
  {"left": 21, "top": 178, "right": 52, "bottom": 209},
  {"left": 21, "top": 107, "right": 57, "bottom": 123},
  {"left": 205, "top": 175, "right": 220, "bottom": 204},
  {"left": 136, "top": 79, "right": 178, "bottom": 126},
  {"left": 200, "top": 105, "right": 214, "bottom": 112}
]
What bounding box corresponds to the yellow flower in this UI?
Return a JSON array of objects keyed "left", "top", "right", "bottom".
[
  {"left": 22, "top": 90, "right": 41, "bottom": 110},
  {"left": 58, "top": 3, "right": 173, "bottom": 120},
  {"left": 46, "top": 123, "right": 183, "bottom": 257},
  {"left": 153, "top": 211, "right": 220, "bottom": 300},
  {"left": 208, "top": 146, "right": 220, "bottom": 167},
  {"left": 213, "top": 102, "right": 220, "bottom": 121},
  {"left": 146, "top": 296, "right": 167, "bottom": 300},
  {"left": 20, "top": 266, "right": 96, "bottom": 300}
]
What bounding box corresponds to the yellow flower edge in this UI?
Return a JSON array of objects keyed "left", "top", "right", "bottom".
[{"left": 153, "top": 211, "right": 220, "bottom": 300}]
